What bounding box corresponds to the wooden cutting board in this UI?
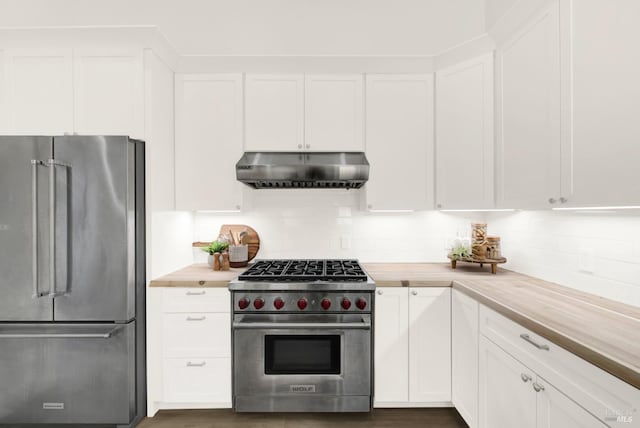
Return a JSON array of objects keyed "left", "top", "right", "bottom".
[{"left": 192, "top": 224, "right": 260, "bottom": 262}]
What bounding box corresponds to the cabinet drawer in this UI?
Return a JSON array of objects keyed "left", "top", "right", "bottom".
[
  {"left": 162, "top": 312, "right": 230, "bottom": 358},
  {"left": 480, "top": 305, "right": 640, "bottom": 426},
  {"left": 162, "top": 357, "right": 231, "bottom": 404},
  {"left": 163, "top": 288, "right": 229, "bottom": 313}
]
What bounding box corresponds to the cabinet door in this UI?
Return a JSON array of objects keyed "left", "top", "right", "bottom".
[
  {"left": 408, "top": 288, "right": 451, "bottom": 403},
  {"left": 175, "top": 74, "right": 243, "bottom": 211},
  {"left": 536, "top": 376, "right": 607, "bottom": 428},
  {"left": 496, "top": 2, "right": 561, "bottom": 209},
  {"left": 365, "top": 75, "right": 435, "bottom": 211},
  {"left": 245, "top": 74, "right": 304, "bottom": 151},
  {"left": 436, "top": 55, "right": 494, "bottom": 210},
  {"left": 144, "top": 50, "right": 175, "bottom": 211},
  {"left": 2, "top": 49, "right": 73, "bottom": 135},
  {"left": 452, "top": 290, "right": 479, "bottom": 427},
  {"left": 73, "top": 49, "right": 144, "bottom": 139},
  {"left": 304, "top": 74, "right": 363, "bottom": 152},
  {"left": 479, "top": 335, "right": 536, "bottom": 428},
  {"left": 374, "top": 287, "right": 409, "bottom": 405},
  {"left": 565, "top": 0, "right": 640, "bottom": 207}
]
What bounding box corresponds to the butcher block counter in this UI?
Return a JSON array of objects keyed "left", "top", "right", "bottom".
[{"left": 150, "top": 262, "right": 640, "bottom": 389}]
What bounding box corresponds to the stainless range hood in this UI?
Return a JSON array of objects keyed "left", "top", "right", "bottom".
[{"left": 236, "top": 152, "right": 370, "bottom": 189}]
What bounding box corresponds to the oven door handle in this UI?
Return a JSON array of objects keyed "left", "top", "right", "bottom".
[{"left": 232, "top": 321, "right": 371, "bottom": 330}]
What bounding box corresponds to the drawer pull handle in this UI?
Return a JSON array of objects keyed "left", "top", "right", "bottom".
[
  {"left": 520, "top": 373, "right": 532, "bottom": 383},
  {"left": 186, "top": 316, "right": 207, "bottom": 321},
  {"left": 520, "top": 333, "right": 550, "bottom": 351},
  {"left": 532, "top": 382, "right": 545, "bottom": 392},
  {"left": 186, "top": 291, "right": 206, "bottom": 296},
  {"left": 187, "top": 361, "right": 207, "bottom": 367}
]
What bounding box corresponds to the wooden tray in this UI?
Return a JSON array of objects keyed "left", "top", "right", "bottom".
[
  {"left": 192, "top": 224, "right": 260, "bottom": 262},
  {"left": 447, "top": 254, "right": 507, "bottom": 274}
]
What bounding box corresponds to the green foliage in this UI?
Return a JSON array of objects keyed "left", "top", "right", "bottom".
[
  {"left": 449, "top": 244, "right": 471, "bottom": 259},
  {"left": 201, "top": 240, "right": 229, "bottom": 255}
]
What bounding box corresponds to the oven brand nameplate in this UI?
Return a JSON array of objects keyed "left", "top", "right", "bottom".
[{"left": 290, "top": 385, "right": 316, "bottom": 393}]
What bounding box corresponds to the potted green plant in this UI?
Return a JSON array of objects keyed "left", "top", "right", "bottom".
[{"left": 202, "top": 240, "right": 229, "bottom": 267}]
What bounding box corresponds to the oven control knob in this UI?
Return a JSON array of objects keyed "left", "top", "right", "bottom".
[
  {"left": 297, "top": 298, "right": 308, "bottom": 310},
  {"left": 356, "top": 298, "right": 367, "bottom": 310},
  {"left": 341, "top": 298, "right": 352, "bottom": 310},
  {"left": 253, "top": 298, "right": 265, "bottom": 310},
  {"left": 238, "top": 297, "right": 250, "bottom": 310},
  {"left": 320, "top": 298, "right": 332, "bottom": 310},
  {"left": 273, "top": 297, "right": 285, "bottom": 310}
]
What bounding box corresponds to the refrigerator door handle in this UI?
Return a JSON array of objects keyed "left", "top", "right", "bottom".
[
  {"left": 0, "top": 325, "right": 122, "bottom": 339},
  {"left": 30, "top": 160, "right": 46, "bottom": 298},
  {"left": 47, "top": 159, "right": 70, "bottom": 298}
]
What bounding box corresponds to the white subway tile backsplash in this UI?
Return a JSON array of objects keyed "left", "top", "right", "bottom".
[{"left": 488, "top": 210, "right": 640, "bottom": 307}]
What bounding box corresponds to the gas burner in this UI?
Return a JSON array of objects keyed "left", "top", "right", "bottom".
[{"left": 238, "top": 259, "right": 368, "bottom": 282}]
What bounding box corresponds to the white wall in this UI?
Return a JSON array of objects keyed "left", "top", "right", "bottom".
[
  {"left": 487, "top": 210, "right": 640, "bottom": 307},
  {"left": 191, "top": 190, "right": 480, "bottom": 263},
  {"left": 0, "top": 0, "right": 485, "bottom": 57},
  {"left": 150, "top": 211, "right": 194, "bottom": 278}
]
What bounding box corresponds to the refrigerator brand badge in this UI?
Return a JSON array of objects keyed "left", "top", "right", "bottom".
[
  {"left": 42, "top": 402, "right": 64, "bottom": 410},
  {"left": 290, "top": 385, "right": 316, "bottom": 393}
]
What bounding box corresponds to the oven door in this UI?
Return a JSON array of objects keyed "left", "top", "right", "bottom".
[{"left": 233, "top": 313, "right": 371, "bottom": 400}]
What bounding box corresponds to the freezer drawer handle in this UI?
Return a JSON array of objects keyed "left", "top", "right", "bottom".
[
  {"left": 520, "top": 333, "right": 550, "bottom": 351},
  {"left": 0, "top": 326, "right": 121, "bottom": 339},
  {"left": 46, "top": 159, "right": 71, "bottom": 298},
  {"left": 31, "top": 160, "right": 47, "bottom": 298}
]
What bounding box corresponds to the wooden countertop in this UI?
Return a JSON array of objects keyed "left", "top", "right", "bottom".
[
  {"left": 150, "top": 262, "right": 640, "bottom": 389},
  {"left": 150, "top": 264, "right": 244, "bottom": 287}
]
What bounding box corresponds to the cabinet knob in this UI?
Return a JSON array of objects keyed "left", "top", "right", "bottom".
[
  {"left": 306, "top": 144, "right": 310, "bottom": 149},
  {"left": 368, "top": 204, "right": 373, "bottom": 209},
  {"left": 520, "top": 373, "right": 532, "bottom": 383},
  {"left": 298, "top": 144, "right": 303, "bottom": 149},
  {"left": 411, "top": 290, "right": 418, "bottom": 296},
  {"left": 532, "top": 382, "right": 545, "bottom": 392},
  {"left": 548, "top": 198, "right": 557, "bottom": 204},
  {"left": 377, "top": 290, "right": 383, "bottom": 295},
  {"left": 437, "top": 204, "right": 442, "bottom": 209},
  {"left": 235, "top": 205, "right": 241, "bottom": 210},
  {"left": 559, "top": 197, "right": 568, "bottom": 204}
]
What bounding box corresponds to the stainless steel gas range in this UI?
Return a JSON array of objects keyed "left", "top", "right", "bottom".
[{"left": 229, "top": 259, "right": 375, "bottom": 412}]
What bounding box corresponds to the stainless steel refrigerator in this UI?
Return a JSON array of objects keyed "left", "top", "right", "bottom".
[{"left": 0, "top": 136, "right": 146, "bottom": 427}]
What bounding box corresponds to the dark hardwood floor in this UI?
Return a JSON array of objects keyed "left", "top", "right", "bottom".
[{"left": 137, "top": 408, "right": 469, "bottom": 428}]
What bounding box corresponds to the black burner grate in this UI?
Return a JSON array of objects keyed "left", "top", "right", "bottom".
[{"left": 238, "top": 259, "right": 368, "bottom": 282}]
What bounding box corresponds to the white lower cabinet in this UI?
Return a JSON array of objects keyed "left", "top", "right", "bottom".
[
  {"left": 477, "top": 304, "right": 637, "bottom": 428},
  {"left": 479, "top": 335, "right": 537, "bottom": 428},
  {"left": 452, "top": 289, "right": 479, "bottom": 427},
  {"left": 374, "top": 287, "right": 451, "bottom": 406},
  {"left": 155, "top": 288, "right": 231, "bottom": 410}
]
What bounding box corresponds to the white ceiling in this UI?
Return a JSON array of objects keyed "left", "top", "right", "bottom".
[{"left": 0, "top": 0, "right": 486, "bottom": 56}]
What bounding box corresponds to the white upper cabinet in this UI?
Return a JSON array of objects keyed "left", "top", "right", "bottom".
[
  {"left": 496, "top": 2, "right": 562, "bottom": 209},
  {"left": 408, "top": 288, "right": 451, "bottom": 403},
  {"left": 175, "top": 74, "right": 244, "bottom": 211},
  {"left": 436, "top": 54, "right": 494, "bottom": 210},
  {"left": 365, "top": 74, "right": 435, "bottom": 211},
  {"left": 564, "top": 0, "right": 640, "bottom": 207},
  {"left": 244, "top": 74, "right": 304, "bottom": 152},
  {"left": 304, "top": 74, "right": 364, "bottom": 152},
  {"left": 144, "top": 50, "right": 176, "bottom": 212},
  {"left": 73, "top": 49, "right": 144, "bottom": 139},
  {"left": 2, "top": 48, "right": 73, "bottom": 135}
]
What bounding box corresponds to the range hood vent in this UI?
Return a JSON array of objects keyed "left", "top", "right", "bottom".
[{"left": 236, "top": 152, "right": 369, "bottom": 189}]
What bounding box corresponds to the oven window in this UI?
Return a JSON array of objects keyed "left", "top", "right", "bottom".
[{"left": 265, "top": 335, "right": 341, "bottom": 375}]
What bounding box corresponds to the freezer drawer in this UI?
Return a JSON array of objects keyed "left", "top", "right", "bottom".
[{"left": 0, "top": 321, "right": 135, "bottom": 424}]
